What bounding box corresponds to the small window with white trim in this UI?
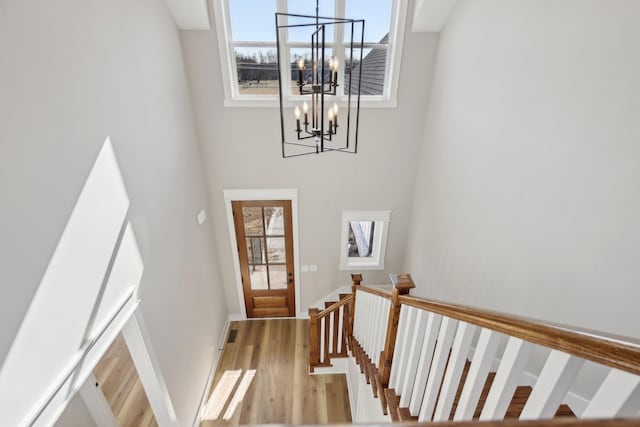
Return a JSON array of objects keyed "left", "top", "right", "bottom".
[
  {"left": 339, "top": 210, "right": 390, "bottom": 270},
  {"left": 212, "top": 0, "right": 408, "bottom": 107}
]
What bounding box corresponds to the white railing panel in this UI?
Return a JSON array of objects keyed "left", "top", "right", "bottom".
[
  {"left": 409, "top": 312, "right": 442, "bottom": 416},
  {"left": 328, "top": 307, "right": 335, "bottom": 354},
  {"left": 453, "top": 328, "right": 502, "bottom": 421},
  {"left": 519, "top": 350, "right": 584, "bottom": 420},
  {"left": 418, "top": 316, "right": 459, "bottom": 421},
  {"left": 389, "top": 306, "right": 410, "bottom": 389},
  {"left": 433, "top": 321, "right": 477, "bottom": 421},
  {"left": 399, "top": 309, "right": 429, "bottom": 407},
  {"left": 582, "top": 368, "right": 640, "bottom": 419},
  {"left": 320, "top": 317, "right": 326, "bottom": 364},
  {"left": 480, "top": 337, "right": 534, "bottom": 421}
]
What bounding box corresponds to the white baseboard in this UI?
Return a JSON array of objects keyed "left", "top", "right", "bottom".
[{"left": 192, "top": 314, "right": 238, "bottom": 427}]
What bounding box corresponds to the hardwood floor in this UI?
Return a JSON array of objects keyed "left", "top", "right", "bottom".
[
  {"left": 201, "top": 319, "right": 352, "bottom": 426},
  {"left": 93, "top": 333, "right": 158, "bottom": 427}
]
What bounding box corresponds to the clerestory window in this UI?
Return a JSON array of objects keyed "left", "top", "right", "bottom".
[{"left": 212, "top": 0, "right": 408, "bottom": 107}]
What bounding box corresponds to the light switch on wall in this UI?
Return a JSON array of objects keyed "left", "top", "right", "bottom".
[
  {"left": 309, "top": 265, "right": 318, "bottom": 272},
  {"left": 301, "top": 265, "right": 309, "bottom": 272},
  {"left": 196, "top": 209, "right": 207, "bottom": 225}
]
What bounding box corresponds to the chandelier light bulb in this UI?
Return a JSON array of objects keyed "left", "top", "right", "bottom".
[
  {"left": 297, "top": 57, "right": 305, "bottom": 70},
  {"left": 328, "top": 107, "right": 334, "bottom": 121},
  {"left": 302, "top": 101, "right": 308, "bottom": 113},
  {"left": 333, "top": 103, "right": 338, "bottom": 114},
  {"left": 294, "top": 106, "right": 301, "bottom": 119}
]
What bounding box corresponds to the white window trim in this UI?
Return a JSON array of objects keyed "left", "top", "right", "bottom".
[
  {"left": 211, "top": 0, "right": 408, "bottom": 108},
  {"left": 339, "top": 210, "right": 391, "bottom": 271}
]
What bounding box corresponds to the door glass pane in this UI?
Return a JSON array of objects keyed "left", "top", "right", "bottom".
[
  {"left": 267, "top": 237, "right": 286, "bottom": 263},
  {"left": 249, "top": 265, "right": 268, "bottom": 290},
  {"left": 264, "top": 207, "right": 285, "bottom": 235},
  {"left": 269, "top": 265, "right": 287, "bottom": 290},
  {"left": 246, "top": 237, "right": 265, "bottom": 265},
  {"left": 242, "top": 207, "right": 264, "bottom": 236}
]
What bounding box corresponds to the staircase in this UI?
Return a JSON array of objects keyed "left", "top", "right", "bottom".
[{"left": 310, "top": 273, "right": 640, "bottom": 425}]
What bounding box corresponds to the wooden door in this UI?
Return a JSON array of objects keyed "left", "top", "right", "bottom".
[{"left": 232, "top": 200, "right": 295, "bottom": 317}]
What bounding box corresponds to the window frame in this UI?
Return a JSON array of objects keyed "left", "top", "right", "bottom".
[
  {"left": 212, "top": 0, "right": 408, "bottom": 108},
  {"left": 339, "top": 210, "right": 391, "bottom": 271}
]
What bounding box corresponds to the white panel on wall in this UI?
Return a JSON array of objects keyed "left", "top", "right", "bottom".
[{"left": 0, "top": 139, "right": 130, "bottom": 426}]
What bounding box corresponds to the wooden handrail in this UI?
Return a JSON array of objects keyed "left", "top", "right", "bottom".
[
  {"left": 317, "top": 294, "right": 353, "bottom": 320},
  {"left": 295, "top": 420, "right": 640, "bottom": 427},
  {"left": 357, "top": 285, "right": 393, "bottom": 300},
  {"left": 398, "top": 294, "right": 640, "bottom": 376}
]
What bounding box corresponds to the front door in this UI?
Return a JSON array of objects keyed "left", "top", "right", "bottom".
[{"left": 232, "top": 200, "right": 295, "bottom": 317}]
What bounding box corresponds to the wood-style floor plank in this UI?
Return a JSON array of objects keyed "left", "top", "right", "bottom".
[
  {"left": 93, "top": 333, "right": 158, "bottom": 427},
  {"left": 201, "top": 319, "right": 352, "bottom": 426}
]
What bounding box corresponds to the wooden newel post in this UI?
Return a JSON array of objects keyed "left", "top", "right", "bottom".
[
  {"left": 378, "top": 274, "right": 415, "bottom": 389},
  {"left": 349, "top": 273, "right": 362, "bottom": 337},
  {"left": 309, "top": 308, "right": 321, "bottom": 372}
]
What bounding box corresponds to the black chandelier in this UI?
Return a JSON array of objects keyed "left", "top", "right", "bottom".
[{"left": 275, "top": 1, "right": 364, "bottom": 158}]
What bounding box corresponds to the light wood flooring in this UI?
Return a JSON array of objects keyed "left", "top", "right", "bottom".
[
  {"left": 201, "top": 319, "right": 352, "bottom": 426},
  {"left": 93, "top": 333, "right": 158, "bottom": 427}
]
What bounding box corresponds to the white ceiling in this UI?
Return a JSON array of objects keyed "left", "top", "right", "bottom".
[
  {"left": 412, "top": 0, "right": 456, "bottom": 32},
  {"left": 164, "top": 0, "right": 210, "bottom": 30}
]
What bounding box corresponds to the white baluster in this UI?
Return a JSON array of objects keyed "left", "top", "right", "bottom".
[
  {"left": 453, "top": 328, "right": 502, "bottom": 421},
  {"left": 433, "top": 321, "right": 477, "bottom": 421},
  {"left": 337, "top": 305, "right": 344, "bottom": 354},
  {"left": 519, "top": 350, "right": 584, "bottom": 420},
  {"left": 582, "top": 368, "right": 640, "bottom": 418},
  {"left": 409, "top": 312, "right": 442, "bottom": 415},
  {"left": 394, "top": 307, "right": 418, "bottom": 393},
  {"left": 328, "top": 306, "right": 334, "bottom": 355},
  {"left": 389, "top": 306, "right": 410, "bottom": 389},
  {"left": 418, "top": 316, "right": 459, "bottom": 421},
  {"left": 480, "top": 337, "right": 533, "bottom": 420},
  {"left": 319, "top": 316, "right": 325, "bottom": 364},
  {"left": 399, "top": 310, "right": 429, "bottom": 407}
]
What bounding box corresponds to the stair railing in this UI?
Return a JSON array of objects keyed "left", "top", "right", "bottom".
[
  {"left": 309, "top": 291, "right": 354, "bottom": 372},
  {"left": 347, "top": 274, "right": 640, "bottom": 425}
]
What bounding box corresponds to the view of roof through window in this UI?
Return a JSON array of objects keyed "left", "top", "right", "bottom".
[{"left": 226, "top": 0, "right": 394, "bottom": 98}]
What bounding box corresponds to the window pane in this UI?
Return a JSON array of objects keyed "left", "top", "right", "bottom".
[
  {"left": 287, "top": 0, "right": 335, "bottom": 42},
  {"left": 229, "top": 0, "right": 277, "bottom": 41},
  {"left": 290, "top": 47, "right": 335, "bottom": 95},
  {"left": 269, "top": 265, "right": 288, "bottom": 290},
  {"left": 249, "top": 265, "right": 269, "bottom": 290},
  {"left": 264, "top": 207, "right": 284, "bottom": 235},
  {"left": 345, "top": 0, "right": 392, "bottom": 43},
  {"left": 344, "top": 48, "right": 387, "bottom": 96},
  {"left": 267, "top": 237, "right": 286, "bottom": 263},
  {"left": 348, "top": 221, "right": 375, "bottom": 257},
  {"left": 242, "top": 207, "right": 264, "bottom": 235},
  {"left": 235, "top": 47, "right": 280, "bottom": 95}
]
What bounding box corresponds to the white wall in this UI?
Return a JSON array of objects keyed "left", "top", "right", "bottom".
[
  {"left": 0, "top": 0, "right": 227, "bottom": 424},
  {"left": 405, "top": 0, "right": 640, "bottom": 340},
  {"left": 54, "top": 395, "right": 97, "bottom": 427},
  {"left": 180, "top": 0, "right": 439, "bottom": 314}
]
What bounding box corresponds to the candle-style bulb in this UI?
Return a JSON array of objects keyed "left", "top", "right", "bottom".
[
  {"left": 302, "top": 101, "right": 308, "bottom": 114},
  {"left": 297, "top": 57, "right": 305, "bottom": 70},
  {"left": 294, "top": 106, "right": 301, "bottom": 119},
  {"left": 328, "top": 107, "right": 334, "bottom": 121},
  {"left": 333, "top": 58, "right": 338, "bottom": 70},
  {"left": 333, "top": 103, "right": 338, "bottom": 114},
  {"left": 329, "top": 57, "right": 334, "bottom": 71}
]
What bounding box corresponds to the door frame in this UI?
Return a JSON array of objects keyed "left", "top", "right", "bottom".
[{"left": 223, "top": 189, "right": 302, "bottom": 319}]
